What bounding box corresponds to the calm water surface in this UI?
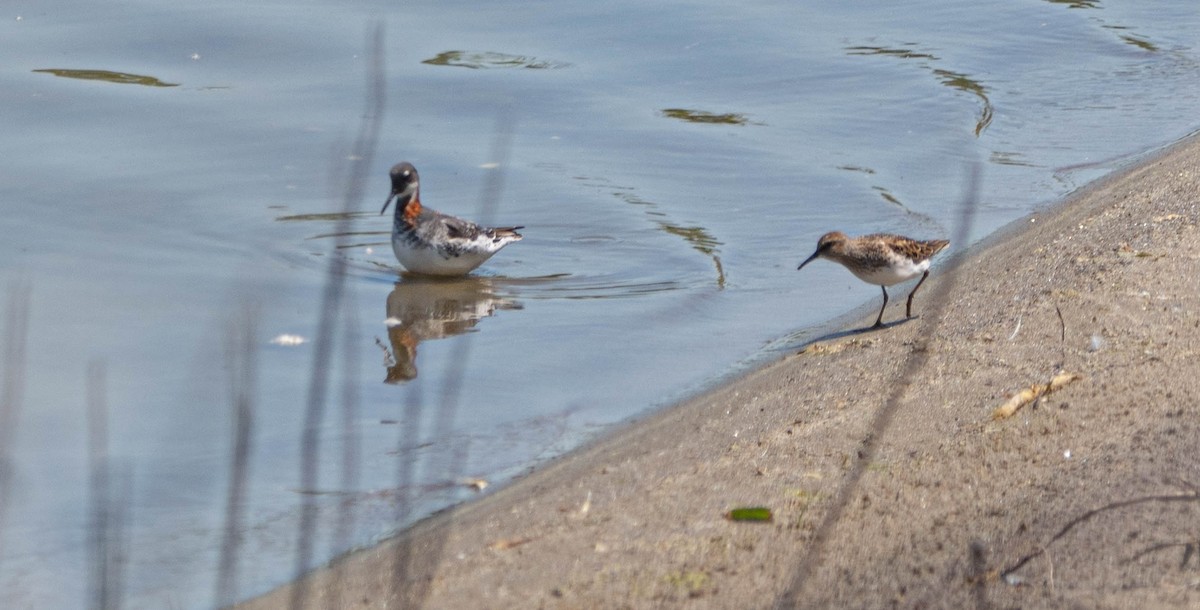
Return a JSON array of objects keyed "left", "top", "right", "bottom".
[{"left": 2, "top": 0, "right": 1198, "bottom": 607}]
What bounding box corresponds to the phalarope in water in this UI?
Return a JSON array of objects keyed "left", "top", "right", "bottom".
[{"left": 380, "top": 162, "right": 523, "bottom": 276}]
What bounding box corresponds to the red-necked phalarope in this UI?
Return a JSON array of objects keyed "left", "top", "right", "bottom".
[
  {"left": 380, "top": 162, "right": 523, "bottom": 276},
  {"left": 798, "top": 231, "right": 950, "bottom": 328}
]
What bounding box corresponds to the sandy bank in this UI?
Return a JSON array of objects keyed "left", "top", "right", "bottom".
[{"left": 241, "top": 131, "right": 1200, "bottom": 609}]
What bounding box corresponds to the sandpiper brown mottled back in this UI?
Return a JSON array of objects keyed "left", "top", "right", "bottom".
[
  {"left": 380, "top": 162, "right": 524, "bottom": 276},
  {"left": 797, "top": 231, "right": 949, "bottom": 328}
]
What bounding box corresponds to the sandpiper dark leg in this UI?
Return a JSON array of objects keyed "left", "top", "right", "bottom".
[
  {"left": 906, "top": 270, "right": 930, "bottom": 318},
  {"left": 873, "top": 286, "right": 888, "bottom": 328}
]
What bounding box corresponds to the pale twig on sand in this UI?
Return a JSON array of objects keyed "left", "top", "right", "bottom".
[{"left": 991, "top": 371, "right": 1081, "bottom": 419}]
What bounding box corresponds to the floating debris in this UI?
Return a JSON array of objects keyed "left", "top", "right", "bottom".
[
  {"left": 461, "top": 477, "right": 489, "bottom": 492},
  {"left": 800, "top": 338, "right": 871, "bottom": 356},
  {"left": 836, "top": 165, "right": 876, "bottom": 175},
  {"left": 269, "top": 334, "right": 307, "bottom": 347},
  {"left": 422, "top": 50, "right": 570, "bottom": 70},
  {"left": 845, "top": 45, "right": 939, "bottom": 60}
]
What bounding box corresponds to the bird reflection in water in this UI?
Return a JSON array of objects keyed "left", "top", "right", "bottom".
[{"left": 380, "top": 276, "right": 521, "bottom": 383}]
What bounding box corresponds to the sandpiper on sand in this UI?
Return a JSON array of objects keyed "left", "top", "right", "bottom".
[
  {"left": 797, "top": 231, "right": 950, "bottom": 328},
  {"left": 380, "top": 162, "right": 524, "bottom": 276}
]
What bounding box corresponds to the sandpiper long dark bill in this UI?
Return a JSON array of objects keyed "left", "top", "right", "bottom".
[
  {"left": 797, "top": 231, "right": 949, "bottom": 328},
  {"left": 380, "top": 162, "right": 524, "bottom": 276}
]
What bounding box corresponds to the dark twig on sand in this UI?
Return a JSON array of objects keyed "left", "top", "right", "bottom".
[
  {"left": 1001, "top": 490, "right": 1200, "bottom": 580},
  {"left": 1126, "top": 541, "right": 1199, "bottom": 570}
]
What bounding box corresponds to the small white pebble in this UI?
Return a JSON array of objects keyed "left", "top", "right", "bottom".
[
  {"left": 384, "top": 317, "right": 402, "bottom": 327},
  {"left": 269, "top": 334, "right": 307, "bottom": 346},
  {"left": 1063, "top": 450, "right": 1072, "bottom": 459}
]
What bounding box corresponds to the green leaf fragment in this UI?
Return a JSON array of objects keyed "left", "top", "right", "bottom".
[{"left": 726, "top": 506, "right": 773, "bottom": 522}]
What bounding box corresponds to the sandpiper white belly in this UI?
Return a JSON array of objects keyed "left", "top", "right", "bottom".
[{"left": 846, "top": 257, "right": 930, "bottom": 287}]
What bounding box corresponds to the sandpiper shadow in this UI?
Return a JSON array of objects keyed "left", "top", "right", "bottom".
[
  {"left": 815, "top": 314, "right": 917, "bottom": 341},
  {"left": 769, "top": 313, "right": 918, "bottom": 355}
]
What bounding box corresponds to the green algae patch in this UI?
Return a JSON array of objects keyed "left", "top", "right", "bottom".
[
  {"left": 660, "top": 108, "right": 752, "bottom": 125},
  {"left": 34, "top": 68, "right": 179, "bottom": 87}
]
